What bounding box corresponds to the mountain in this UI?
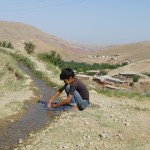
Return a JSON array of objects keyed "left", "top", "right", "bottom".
[
  {"left": 0, "top": 21, "right": 89, "bottom": 60},
  {"left": 1, "top": 21, "right": 150, "bottom": 63},
  {"left": 93, "top": 42, "right": 150, "bottom": 63},
  {"left": 76, "top": 41, "right": 150, "bottom": 64}
]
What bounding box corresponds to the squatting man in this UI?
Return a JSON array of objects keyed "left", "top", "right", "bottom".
[{"left": 47, "top": 68, "right": 90, "bottom": 110}]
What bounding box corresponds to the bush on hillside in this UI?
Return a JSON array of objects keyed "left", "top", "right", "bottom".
[
  {"left": 133, "top": 75, "right": 140, "bottom": 82},
  {"left": 0, "top": 41, "right": 14, "bottom": 49},
  {"left": 24, "top": 41, "right": 36, "bottom": 54}
]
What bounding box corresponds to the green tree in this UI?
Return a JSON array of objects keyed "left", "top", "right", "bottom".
[
  {"left": 133, "top": 75, "right": 140, "bottom": 82},
  {"left": 7, "top": 42, "right": 14, "bottom": 49},
  {"left": 24, "top": 41, "right": 36, "bottom": 54},
  {"left": 2, "top": 41, "right": 7, "bottom": 47}
]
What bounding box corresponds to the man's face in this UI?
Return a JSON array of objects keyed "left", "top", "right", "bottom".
[{"left": 63, "top": 77, "right": 73, "bottom": 84}]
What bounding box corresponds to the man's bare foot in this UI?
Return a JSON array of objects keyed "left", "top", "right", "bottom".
[{"left": 72, "top": 106, "right": 78, "bottom": 110}]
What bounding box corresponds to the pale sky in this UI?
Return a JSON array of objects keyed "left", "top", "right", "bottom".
[{"left": 0, "top": 0, "right": 150, "bottom": 45}]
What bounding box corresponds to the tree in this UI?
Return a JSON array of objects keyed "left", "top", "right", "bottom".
[
  {"left": 7, "top": 42, "right": 14, "bottom": 49},
  {"left": 0, "top": 41, "right": 14, "bottom": 49},
  {"left": 133, "top": 75, "right": 140, "bottom": 82},
  {"left": 24, "top": 41, "right": 36, "bottom": 54},
  {"left": 2, "top": 41, "right": 7, "bottom": 47}
]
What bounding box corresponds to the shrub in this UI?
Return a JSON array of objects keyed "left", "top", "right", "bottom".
[
  {"left": 0, "top": 41, "right": 14, "bottom": 49},
  {"left": 133, "top": 75, "right": 140, "bottom": 82},
  {"left": 121, "top": 62, "right": 128, "bottom": 66},
  {"left": 100, "top": 70, "right": 107, "bottom": 75},
  {"left": 7, "top": 42, "right": 14, "bottom": 49},
  {"left": 143, "top": 72, "right": 150, "bottom": 77},
  {"left": 24, "top": 41, "right": 36, "bottom": 54}
]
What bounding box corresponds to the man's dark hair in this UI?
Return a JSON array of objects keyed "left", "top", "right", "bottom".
[{"left": 60, "top": 68, "right": 75, "bottom": 80}]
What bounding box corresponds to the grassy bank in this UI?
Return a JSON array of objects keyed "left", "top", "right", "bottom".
[
  {"left": 0, "top": 48, "right": 59, "bottom": 88},
  {"left": 95, "top": 88, "right": 150, "bottom": 100},
  {"left": 0, "top": 51, "right": 25, "bottom": 94}
]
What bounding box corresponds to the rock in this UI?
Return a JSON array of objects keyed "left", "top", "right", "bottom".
[
  {"left": 99, "top": 132, "right": 107, "bottom": 138},
  {"left": 90, "top": 90, "right": 97, "bottom": 95},
  {"left": 10, "top": 119, "right": 14, "bottom": 122},
  {"left": 115, "top": 133, "right": 124, "bottom": 141},
  {"left": 18, "top": 139, "right": 23, "bottom": 144},
  {"left": 82, "top": 134, "right": 90, "bottom": 139},
  {"left": 29, "top": 133, "right": 34, "bottom": 137},
  {"left": 62, "top": 145, "right": 69, "bottom": 149},
  {"left": 125, "top": 122, "right": 130, "bottom": 126},
  {"left": 113, "top": 118, "right": 118, "bottom": 122},
  {"left": 99, "top": 131, "right": 111, "bottom": 139}
]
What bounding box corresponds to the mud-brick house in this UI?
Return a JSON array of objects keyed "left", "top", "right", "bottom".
[
  {"left": 93, "top": 75, "right": 126, "bottom": 84},
  {"left": 119, "top": 72, "right": 147, "bottom": 78},
  {"left": 93, "top": 75, "right": 127, "bottom": 90},
  {"left": 75, "top": 74, "right": 91, "bottom": 80},
  {"left": 119, "top": 72, "right": 148, "bottom": 82}
]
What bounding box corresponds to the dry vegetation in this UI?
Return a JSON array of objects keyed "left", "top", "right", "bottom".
[
  {"left": 0, "top": 51, "right": 35, "bottom": 118},
  {"left": 0, "top": 52, "right": 24, "bottom": 94}
]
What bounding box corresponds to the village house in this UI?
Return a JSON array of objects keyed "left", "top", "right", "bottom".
[
  {"left": 75, "top": 74, "right": 91, "bottom": 80},
  {"left": 93, "top": 74, "right": 127, "bottom": 90}
]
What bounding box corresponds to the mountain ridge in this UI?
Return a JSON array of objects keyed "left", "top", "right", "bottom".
[{"left": 0, "top": 20, "right": 89, "bottom": 60}]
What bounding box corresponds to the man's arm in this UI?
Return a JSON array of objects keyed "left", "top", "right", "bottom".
[
  {"left": 52, "top": 94, "right": 73, "bottom": 108},
  {"left": 47, "top": 91, "right": 61, "bottom": 108}
]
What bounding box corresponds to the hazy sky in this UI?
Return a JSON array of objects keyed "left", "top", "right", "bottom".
[{"left": 0, "top": 0, "right": 150, "bottom": 45}]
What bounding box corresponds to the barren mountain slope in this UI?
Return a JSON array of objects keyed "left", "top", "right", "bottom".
[
  {"left": 94, "top": 42, "right": 150, "bottom": 63},
  {"left": 0, "top": 21, "right": 89, "bottom": 60},
  {"left": 109, "top": 59, "right": 150, "bottom": 75}
]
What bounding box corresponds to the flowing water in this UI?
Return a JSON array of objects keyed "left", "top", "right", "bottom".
[{"left": 0, "top": 63, "right": 60, "bottom": 149}]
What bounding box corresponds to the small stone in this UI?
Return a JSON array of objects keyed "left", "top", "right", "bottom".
[
  {"left": 62, "top": 146, "right": 68, "bottom": 149},
  {"left": 86, "top": 135, "right": 91, "bottom": 139},
  {"left": 83, "top": 135, "right": 87, "bottom": 139},
  {"left": 90, "top": 90, "right": 97, "bottom": 94},
  {"left": 99, "top": 132, "right": 106, "bottom": 138},
  {"left": 18, "top": 139, "right": 23, "bottom": 144},
  {"left": 113, "top": 118, "right": 118, "bottom": 122},
  {"left": 29, "top": 133, "right": 34, "bottom": 137},
  {"left": 99, "top": 131, "right": 111, "bottom": 139},
  {"left": 125, "top": 122, "right": 130, "bottom": 126}
]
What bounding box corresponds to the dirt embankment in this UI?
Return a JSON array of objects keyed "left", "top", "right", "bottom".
[
  {"left": 0, "top": 49, "right": 150, "bottom": 150},
  {"left": 0, "top": 51, "right": 37, "bottom": 119}
]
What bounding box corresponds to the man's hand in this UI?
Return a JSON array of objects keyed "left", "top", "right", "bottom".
[
  {"left": 47, "top": 101, "right": 52, "bottom": 108},
  {"left": 51, "top": 103, "right": 58, "bottom": 108}
]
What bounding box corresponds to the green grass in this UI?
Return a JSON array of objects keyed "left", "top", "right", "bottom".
[
  {"left": 0, "top": 51, "right": 25, "bottom": 94},
  {"left": 95, "top": 88, "right": 150, "bottom": 100}
]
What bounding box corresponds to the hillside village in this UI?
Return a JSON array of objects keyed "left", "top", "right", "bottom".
[{"left": 76, "top": 58, "right": 150, "bottom": 95}]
